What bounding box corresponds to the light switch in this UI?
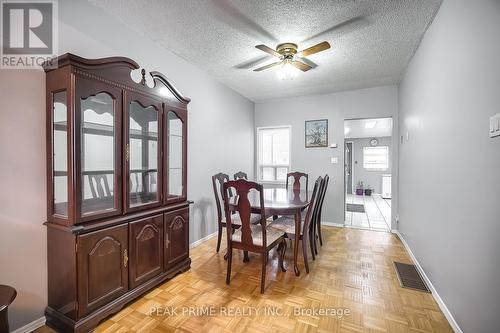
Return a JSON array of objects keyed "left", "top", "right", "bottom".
[
  {"left": 330, "top": 157, "right": 338, "bottom": 164},
  {"left": 490, "top": 113, "right": 500, "bottom": 138}
]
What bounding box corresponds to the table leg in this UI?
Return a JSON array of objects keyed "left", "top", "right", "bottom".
[{"left": 293, "top": 210, "right": 301, "bottom": 276}]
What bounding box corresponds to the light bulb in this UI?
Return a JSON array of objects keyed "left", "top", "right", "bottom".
[{"left": 278, "top": 61, "right": 298, "bottom": 80}]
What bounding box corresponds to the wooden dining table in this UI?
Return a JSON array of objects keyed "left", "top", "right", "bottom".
[{"left": 228, "top": 184, "right": 310, "bottom": 276}]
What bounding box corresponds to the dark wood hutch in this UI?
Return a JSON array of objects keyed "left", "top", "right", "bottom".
[{"left": 43, "top": 54, "right": 191, "bottom": 332}]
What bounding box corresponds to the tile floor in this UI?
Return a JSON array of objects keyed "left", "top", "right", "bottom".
[{"left": 345, "top": 194, "right": 391, "bottom": 231}]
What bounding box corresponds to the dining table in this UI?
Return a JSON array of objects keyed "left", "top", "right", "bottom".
[{"left": 228, "top": 184, "right": 311, "bottom": 276}]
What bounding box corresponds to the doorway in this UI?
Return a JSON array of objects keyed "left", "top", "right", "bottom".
[{"left": 344, "top": 117, "right": 393, "bottom": 231}]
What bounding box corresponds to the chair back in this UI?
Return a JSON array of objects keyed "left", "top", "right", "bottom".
[
  {"left": 286, "top": 172, "right": 308, "bottom": 191},
  {"left": 88, "top": 173, "right": 112, "bottom": 199},
  {"left": 212, "top": 173, "right": 231, "bottom": 224},
  {"left": 302, "top": 177, "right": 322, "bottom": 236},
  {"left": 233, "top": 171, "right": 248, "bottom": 180},
  {"left": 317, "top": 174, "right": 329, "bottom": 219},
  {"left": 223, "top": 179, "right": 267, "bottom": 248}
]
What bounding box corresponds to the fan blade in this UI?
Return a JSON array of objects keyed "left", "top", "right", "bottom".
[
  {"left": 291, "top": 60, "right": 312, "bottom": 72},
  {"left": 255, "top": 45, "right": 281, "bottom": 58},
  {"left": 296, "top": 41, "right": 331, "bottom": 58},
  {"left": 302, "top": 16, "right": 368, "bottom": 43},
  {"left": 209, "top": 0, "right": 277, "bottom": 43},
  {"left": 295, "top": 57, "right": 318, "bottom": 69},
  {"left": 253, "top": 62, "right": 282, "bottom": 72},
  {"left": 234, "top": 55, "right": 272, "bottom": 69}
]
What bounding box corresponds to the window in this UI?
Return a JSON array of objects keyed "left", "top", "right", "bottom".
[
  {"left": 363, "top": 146, "right": 389, "bottom": 170},
  {"left": 257, "top": 126, "right": 291, "bottom": 182}
]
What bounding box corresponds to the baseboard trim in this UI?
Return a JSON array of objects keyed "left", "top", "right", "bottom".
[
  {"left": 190, "top": 231, "right": 217, "bottom": 249},
  {"left": 11, "top": 316, "right": 46, "bottom": 333},
  {"left": 392, "top": 230, "right": 462, "bottom": 333}
]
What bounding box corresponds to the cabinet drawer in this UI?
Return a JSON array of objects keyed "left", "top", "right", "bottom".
[
  {"left": 164, "top": 208, "right": 189, "bottom": 268},
  {"left": 77, "top": 224, "right": 128, "bottom": 317},
  {"left": 129, "top": 215, "right": 164, "bottom": 288}
]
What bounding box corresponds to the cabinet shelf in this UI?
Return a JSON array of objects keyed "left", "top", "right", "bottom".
[{"left": 55, "top": 121, "right": 159, "bottom": 140}]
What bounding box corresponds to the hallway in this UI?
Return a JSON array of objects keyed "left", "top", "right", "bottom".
[{"left": 345, "top": 194, "right": 391, "bottom": 231}]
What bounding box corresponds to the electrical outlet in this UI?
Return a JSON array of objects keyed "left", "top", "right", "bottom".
[{"left": 396, "top": 214, "right": 400, "bottom": 224}]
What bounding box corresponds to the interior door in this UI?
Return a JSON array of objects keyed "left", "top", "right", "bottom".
[
  {"left": 129, "top": 215, "right": 163, "bottom": 288},
  {"left": 164, "top": 208, "right": 189, "bottom": 268},
  {"left": 77, "top": 224, "right": 128, "bottom": 317},
  {"left": 124, "top": 92, "right": 163, "bottom": 212}
]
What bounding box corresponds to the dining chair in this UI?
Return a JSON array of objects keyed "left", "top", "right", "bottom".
[
  {"left": 316, "top": 174, "right": 329, "bottom": 248},
  {"left": 212, "top": 173, "right": 262, "bottom": 254},
  {"left": 88, "top": 173, "right": 112, "bottom": 199},
  {"left": 222, "top": 179, "right": 287, "bottom": 293},
  {"left": 286, "top": 172, "right": 308, "bottom": 191},
  {"left": 309, "top": 175, "right": 329, "bottom": 255},
  {"left": 233, "top": 171, "right": 248, "bottom": 180},
  {"left": 270, "top": 177, "right": 321, "bottom": 274}
]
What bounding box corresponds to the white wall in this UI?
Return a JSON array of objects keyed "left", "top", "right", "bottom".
[
  {"left": 349, "top": 136, "right": 392, "bottom": 194},
  {"left": 255, "top": 86, "right": 399, "bottom": 226},
  {"left": 0, "top": 0, "right": 254, "bottom": 330},
  {"left": 398, "top": 0, "right": 500, "bottom": 332}
]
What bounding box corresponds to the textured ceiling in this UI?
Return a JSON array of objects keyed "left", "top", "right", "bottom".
[{"left": 89, "top": 0, "right": 441, "bottom": 102}]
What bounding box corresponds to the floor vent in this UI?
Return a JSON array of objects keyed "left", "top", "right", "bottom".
[
  {"left": 346, "top": 203, "right": 365, "bottom": 213},
  {"left": 394, "top": 262, "right": 431, "bottom": 293}
]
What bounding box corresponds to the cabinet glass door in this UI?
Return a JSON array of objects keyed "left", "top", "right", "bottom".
[
  {"left": 52, "top": 91, "right": 68, "bottom": 217},
  {"left": 166, "top": 111, "right": 185, "bottom": 200},
  {"left": 127, "top": 100, "right": 161, "bottom": 209},
  {"left": 80, "top": 91, "right": 119, "bottom": 218}
]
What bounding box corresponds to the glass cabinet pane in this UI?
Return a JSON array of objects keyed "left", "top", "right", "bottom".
[
  {"left": 80, "top": 93, "right": 116, "bottom": 215},
  {"left": 129, "top": 101, "right": 159, "bottom": 207},
  {"left": 167, "top": 111, "right": 183, "bottom": 198},
  {"left": 53, "top": 91, "right": 68, "bottom": 216}
]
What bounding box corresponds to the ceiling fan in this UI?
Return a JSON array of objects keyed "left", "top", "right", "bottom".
[{"left": 252, "top": 41, "right": 331, "bottom": 75}]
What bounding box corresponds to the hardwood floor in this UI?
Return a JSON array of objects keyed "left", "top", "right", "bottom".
[{"left": 36, "top": 227, "right": 452, "bottom": 333}]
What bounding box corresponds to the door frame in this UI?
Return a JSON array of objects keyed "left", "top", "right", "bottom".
[
  {"left": 345, "top": 141, "right": 354, "bottom": 195},
  {"left": 343, "top": 116, "right": 394, "bottom": 230}
]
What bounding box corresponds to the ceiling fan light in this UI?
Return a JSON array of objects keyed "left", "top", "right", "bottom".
[{"left": 278, "top": 61, "right": 298, "bottom": 80}]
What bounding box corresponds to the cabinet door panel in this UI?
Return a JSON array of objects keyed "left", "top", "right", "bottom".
[
  {"left": 164, "top": 107, "right": 187, "bottom": 204},
  {"left": 125, "top": 92, "right": 163, "bottom": 213},
  {"left": 75, "top": 78, "right": 123, "bottom": 222},
  {"left": 164, "top": 208, "right": 189, "bottom": 268},
  {"left": 129, "top": 215, "right": 163, "bottom": 288},
  {"left": 77, "top": 224, "right": 128, "bottom": 317}
]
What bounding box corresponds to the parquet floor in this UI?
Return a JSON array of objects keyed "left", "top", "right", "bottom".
[{"left": 36, "top": 227, "right": 453, "bottom": 333}]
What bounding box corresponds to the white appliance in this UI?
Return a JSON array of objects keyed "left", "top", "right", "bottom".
[{"left": 382, "top": 174, "right": 392, "bottom": 199}]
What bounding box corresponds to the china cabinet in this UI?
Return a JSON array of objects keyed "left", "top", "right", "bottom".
[{"left": 43, "top": 53, "right": 190, "bottom": 333}]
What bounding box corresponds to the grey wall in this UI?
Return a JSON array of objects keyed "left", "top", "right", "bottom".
[
  {"left": 349, "top": 137, "right": 392, "bottom": 194},
  {"left": 255, "top": 85, "right": 399, "bottom": 226},
  {"left": 398, "top": 0, "right": 500, "bottom": 332},
  {"left": 0, "top": 0, "right": 254, "bottom": 330}
]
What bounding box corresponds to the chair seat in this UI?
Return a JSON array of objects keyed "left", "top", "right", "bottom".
[
  {"left": 269, "top": 216, "right": 302, "bottom": 235},
  {"left": 231, "top": 224, "right": 285, "bottom": 246},
  {"left": 222, "top": 213, "right": 262, "bottom": 226}
]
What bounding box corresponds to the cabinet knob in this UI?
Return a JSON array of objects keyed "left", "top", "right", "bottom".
[{"left": 165, "top": 234, "right": 170, "bottom": 248}]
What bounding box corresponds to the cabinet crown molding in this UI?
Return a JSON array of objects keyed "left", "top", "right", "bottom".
[{"left": 44, "top": 53, "right": 191, "bottom": 105}]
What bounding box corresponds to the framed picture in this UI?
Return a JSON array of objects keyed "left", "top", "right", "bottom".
[{"left": 305, "top": 119, "right": 328, "bottom": 148}]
